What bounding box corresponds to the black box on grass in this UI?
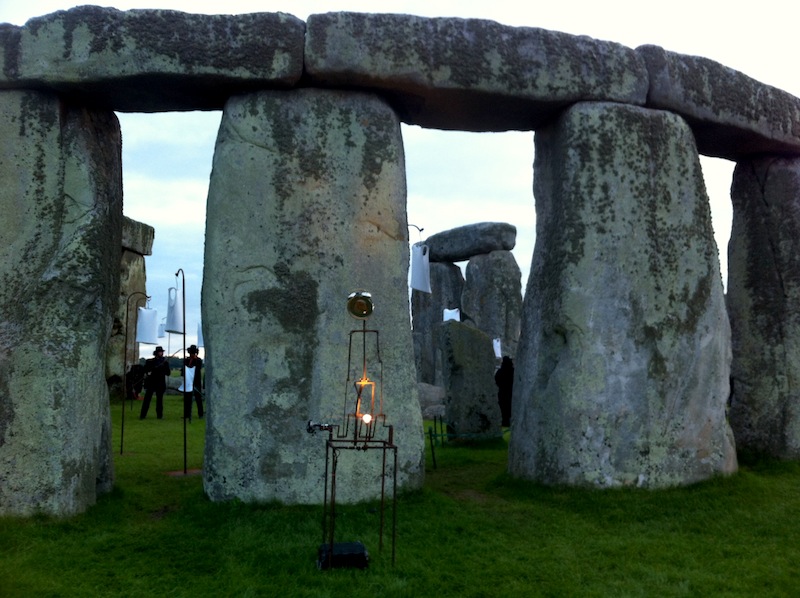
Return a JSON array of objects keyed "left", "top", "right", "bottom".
[{"left": 317, "top": 541, "right": 369, "bottom": 570}]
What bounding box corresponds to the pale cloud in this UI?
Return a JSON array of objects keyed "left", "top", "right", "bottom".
[
  {"left": 119, "top": 111, "right": 220, "bottom": 149},
  {"left": 123, "top": 175, "right": 209, "bottom": 228}
]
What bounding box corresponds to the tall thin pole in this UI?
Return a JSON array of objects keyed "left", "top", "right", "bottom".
[
  {"left": 175, "top": 268, "right": 187, "bottom": 474},
  {"left": 121, "top": 291, "right": 149, "bottom": 455}
]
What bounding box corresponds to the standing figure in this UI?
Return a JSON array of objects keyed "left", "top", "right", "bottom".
[
  {"left": 494, "top": 356, "right": 514, "bottom": 427},
  {"left": 183, "top": 344, "right": 204, "bottom": 420},
  {"left": 140, "top": 346, "right": 170, "bottom": 419},
  {"left": 126, "top": 363, "right": 145, "bottom": 402}
]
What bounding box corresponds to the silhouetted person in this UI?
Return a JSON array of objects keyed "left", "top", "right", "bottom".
[
  {"left": 126, "top": 363, "right": 145, "bottom": 402},
  {"left": 140, "top": 346, "right": 170, "bottom": 419},
  {"left": 495, "top": 356, "right": 514, "bottom": 427},
  {"left": 183, "top": 345, "right": 204, "bottom": 420}
]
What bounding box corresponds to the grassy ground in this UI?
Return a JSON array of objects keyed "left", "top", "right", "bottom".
[{"left": 2, "top": 399, "right": 799, "bottom": 597}]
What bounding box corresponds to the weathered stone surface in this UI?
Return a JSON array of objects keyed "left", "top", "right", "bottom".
[
  {"left": 121, "top": 216, "right": 154, "bottom": 255},
  {"left": 0, "top": 90, "right": 121, "bottom": 516},
  {"left": 639, "top": 44, "right": 800, "bottom": 160},
  {"left": 106, "top": 217, "right": 153, "bottom": 392},
  {"left": 0, "top": 7, "right": 305, "bottom": 111},
  {"left": 2, "top": 7, "right": 799, "bottom": 166},
  {"left": 412, "top": 261, "right": 464, "bottom": 384},
  {"left": 509, "top": 101, "right": 736, "bottom": 488},
  {"left": 461, "top": 250, "right": 522, "bottom": 359},
  {"left": 426, "top": 222, "right": 517, "bottom": 263},
  {"left": 105, "top": 248, "right": 149, "bottom": 393},
  {"left": 417, "top": 382, "right": 445, "bottom": 419},
  {"left": 727, "top": 157, "right": 800, "bottom": 458},
  {"left": 436, "top": 321, "right": 501, "bottom": 437},
  {"left": 202, "top": 88, "right": 424, "bottom": 504},
  {"left": 305, "top": 12, "right": 648, "bottom": 131}
]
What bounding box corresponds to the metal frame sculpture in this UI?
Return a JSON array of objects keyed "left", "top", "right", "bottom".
[{"left": 308, "top": 291, "right": 398, "bottom": 568}]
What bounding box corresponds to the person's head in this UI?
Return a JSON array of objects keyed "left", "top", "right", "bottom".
[
  {"left": 154, "top": 346, "right": 164, "bottom": 356},
  {"left": 188, "top": 345, "right": 198, "bottom": 356}
]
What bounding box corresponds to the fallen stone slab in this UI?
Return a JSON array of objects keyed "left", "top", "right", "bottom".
[
  {"left": 638, "top": 44, "right": 800, "bottom": 160},
  {"left": 0, "top": 6, "right": 305, "bottom": 112},
  {"left": 425, "top": 222, "right": 516, "bottom": 262},
  {"left": 305, "top": 12, "right": 648, "bottom": 131}
]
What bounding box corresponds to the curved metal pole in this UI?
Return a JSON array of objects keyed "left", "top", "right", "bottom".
[
  {"left": 121, "top": 291, "right": 150, "bottom": 455},
  {"left": 175, "top": 268, "right": 187, "bottom": 474}
]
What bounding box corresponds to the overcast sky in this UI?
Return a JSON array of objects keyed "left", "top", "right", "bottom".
[{"left": 5, "top": 1, "right": 798, "bottom": 356}]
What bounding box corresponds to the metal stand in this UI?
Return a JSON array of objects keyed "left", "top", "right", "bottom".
[
  {"left": 308, "top": 291, "right": 397, "bottom": 569},
  {"left": 175, "top": 268, "right": 187, "bottom": 475},
  {"left": 319, "top": 427, "right": 398, "bottom": 568}
]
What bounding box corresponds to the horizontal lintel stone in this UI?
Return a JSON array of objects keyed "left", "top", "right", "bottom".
[
  {"left": 638, "top": 44, "right": 800, "bottom": 160},
  {"left": 121, "top": 216, "right": 154, "bottom": 255},
  {"left": 0, "top": 6, "right": 305, "bottom": 112},
  {"left": 305, "top": 12, "right": 649, "bottom": 132}
]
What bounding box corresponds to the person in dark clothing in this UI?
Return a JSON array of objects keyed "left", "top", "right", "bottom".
[
  {"left": 126, "top": 363, "right": 146, "bottom": 402},
  {"left": 182, "top": 344, "right": 204, "bottom": 420},
  {"left": 140, "top": 346, "right": 170, "bottom": 419},
  {"left": 495, "top": 356, "right": 514, "bottom": 427}
]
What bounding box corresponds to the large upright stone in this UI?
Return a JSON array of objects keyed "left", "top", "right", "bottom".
[
  {"left": 509, "top": 102, "right": 736, "bottom": 488},
  {"left": 461, "top": 250, "right": 522, "bottom": 359},
  {"left": 203, "top": 88, "right": 424, "bottom": 504},
  {"left": 411, "top": 262, "right": 464, "bottom": 384},
  {"left": 305, "top": 12, "right": 648, "bottom": 131},
  {"left": 105, "top": 216, "right": 154, "bottom": 394},
  {"left": 727, "top": 157, "right": 800, "bottom": 458},
  {"left": 0, "top": 7, "right": 305, "bottom": 112},
  {"left": 426, "top": 222, "right": 516, "bottom": 263},
  {"left": 0, "top": 90, "right": 121, "bottom": 516},
  {"left": 436, "top": 321, "right": 500, "bottom": 437}
]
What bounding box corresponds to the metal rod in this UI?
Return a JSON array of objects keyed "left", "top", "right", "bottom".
[
  {"left": 175, "top": 268, "right": 187, "bottom": 474},
  {"left": 121, "top": 291, "right": 149, "bottom": 455},
  {"left": 327, "top": 446, "right": 339, "bottom": 569},
  {"left": 392, "top": 445, "right": 398, "bottom": 566},
  {"left": 361, "top": 319, "right": 367, "bottom": 381},
  {"left": 428, "top": 427, "right": 437, "bottom": 469},
  {"left": 379, "top": 440, "right": 387, "bottom": 552},
  {"left": 321, "top": 431, "right": 332, "bottom": 544}
]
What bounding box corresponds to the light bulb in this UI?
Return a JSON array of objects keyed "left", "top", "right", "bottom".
[{"left": 362, "top": 413, "right": 373, "bottom": 425}]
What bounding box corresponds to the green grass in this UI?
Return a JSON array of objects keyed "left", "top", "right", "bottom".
[{"left": 2, "top": 405, "right": 799, "bottom": 597}]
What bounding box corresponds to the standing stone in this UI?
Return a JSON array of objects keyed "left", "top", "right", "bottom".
[
  {"left": 509, "top": 101, "right": 736, "bottom": 488},
  {"left": 105, "top": 216, "right": 154, "bottom": 397},
  {"left": 411, "top": 261, "right": 464, "bottom": 384},
  {"left": 203, "top": 88, "right": 424, "bottom": 505},
  {"left": 0, "top": 90, "right": 121, "bottom": 516},
  {"left": 417, "top": 382, "right": 446, "bottom": 419},
  {"left": 728, "top": 157, "right": 800, "bottom": 458},
  {"left": 461, "top": 250, "right": 522, "bottom": 359},
  {"left": 436, "top": 321, "right": 500, "bottom": 437}
]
